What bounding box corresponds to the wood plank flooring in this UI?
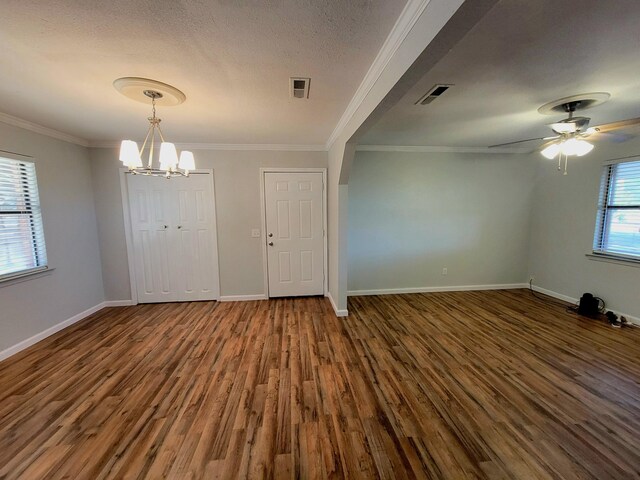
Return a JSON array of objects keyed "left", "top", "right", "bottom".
[{"left": 1, "top": 290, "right": 640, "bottom": 479}]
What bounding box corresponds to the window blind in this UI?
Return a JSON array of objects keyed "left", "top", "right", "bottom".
[
  {"left": 593, "top": 159, "right": 640, "bottom": 258},
  {"left": 0, "top": 156, "right": 48, "bottom": 280}
]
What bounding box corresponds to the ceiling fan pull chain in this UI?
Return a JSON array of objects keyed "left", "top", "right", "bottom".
[{"left": 564, "top": 155, "right": 568, "bottom": 176}]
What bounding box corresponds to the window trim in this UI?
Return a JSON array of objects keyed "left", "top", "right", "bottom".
[
  {"left": 592, "top": 159, "right": 640, "bottom": 260},
  {"left": 586, "top": 252, "right": 640, "bottom": 267},
  {"left": 0, "top": 152, "right": 49, "bottom": 282},
  {"left": 0, "top": 265, "right": 52, "bottom": 286}
]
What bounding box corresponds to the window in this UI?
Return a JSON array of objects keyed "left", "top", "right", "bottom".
[
  {"left": 0, "top": 156, "right": 48, "bottom": 280},
  {"left": 593, "top": 160, "right": 640, "bottom": 259}
]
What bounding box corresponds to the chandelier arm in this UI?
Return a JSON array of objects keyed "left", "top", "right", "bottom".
[
  {"left": 156, "top": 124, "right": 167, "bottom": 143},
  {"left": 148, "top": 123, "right": 155, "bottom": 169},
  {"left": 139, "top": 123, "right": 154, "bottom": 159}
]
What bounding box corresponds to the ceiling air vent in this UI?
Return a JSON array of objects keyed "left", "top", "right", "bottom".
[
  {"left": 290, "top": 77, "right": 310, "bottom": 99},
  {"left": 415, "top": 84, "right": 453, "bottom": 105}
]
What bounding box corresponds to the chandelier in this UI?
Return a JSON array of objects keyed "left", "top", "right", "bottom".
[{"left": 115, "top": 78, "right": 195, "bottom": 177}]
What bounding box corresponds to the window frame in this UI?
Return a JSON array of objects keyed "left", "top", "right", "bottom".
[
  {"left": 592, "top": 159, "right": 640, "bottom": 262},
  {"left": 0, "top": 153, "right": 49, "bottom": 282}
]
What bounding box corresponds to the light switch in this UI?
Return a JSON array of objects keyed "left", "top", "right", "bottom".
[{"left": 251, "top": 229, "right": 260, "bottom": 238}]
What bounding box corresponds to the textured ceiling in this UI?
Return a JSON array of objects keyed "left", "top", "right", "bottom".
[
  {"left": 0, "top": 0, "right": 406, "bottom": 144},
  {"left": 360, "top": 0, "right": 640, "bottom": 147}
]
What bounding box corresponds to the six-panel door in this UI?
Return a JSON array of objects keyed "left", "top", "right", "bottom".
[{"left": 264, "top": 172, "right": 324, "bottom": 297}]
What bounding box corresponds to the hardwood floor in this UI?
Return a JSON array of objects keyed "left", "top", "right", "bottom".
[{"left": 1, "top": 290, "right": 640, "bottom": 479}]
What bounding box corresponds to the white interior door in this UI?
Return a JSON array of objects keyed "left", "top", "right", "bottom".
[
  {"left": 127, "top": 172, "right": 220, "bottom": 303},
  {"left": 127, "top": 175, "right": 179, "bottom": 303},
  {"left": 264, "top": 172, "right": 324, "bottom": 297}
]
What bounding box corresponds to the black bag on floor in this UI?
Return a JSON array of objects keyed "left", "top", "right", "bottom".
[{"left": 578, "top": 293, "right": 601, "bottom": 317}]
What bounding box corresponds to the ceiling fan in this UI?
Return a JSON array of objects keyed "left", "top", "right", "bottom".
[{"left": 490, "top": 93, "right": 640, "bottom": 174}]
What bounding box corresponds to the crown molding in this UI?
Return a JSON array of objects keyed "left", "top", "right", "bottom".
[
  {"left": 0, "top": 111, "right": 326, "bottom": 152},
  {"left": 0, "top": 111, "right": 89, "bottom": 147},
  {"left": 356, "top": 144, "right": 531, "bottom": 154},
  {"left": 325, "top": 0, "right": 432, "bottom": 149},
  {"left": 90, "top": 141, "right": 327, "bottom": 152}
]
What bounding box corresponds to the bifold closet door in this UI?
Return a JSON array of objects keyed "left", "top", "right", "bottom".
[
  {"left": 127, "top": 175, "right": 179, "bottom": 303},
  {"left": 127, "top": 173, "right": 219, "bottom": 303},
  {"left": 172, "top": 175, "right": 219, "bottom": 301}
]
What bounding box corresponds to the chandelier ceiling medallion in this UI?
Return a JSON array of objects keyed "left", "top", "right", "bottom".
[{"left": 114, "top": 77, "right": 195, "bottom": 177}]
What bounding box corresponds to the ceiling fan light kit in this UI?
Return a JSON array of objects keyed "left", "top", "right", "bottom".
[
  {"left": 114, "top": 77, "right": 196, "bottom": 178},
  {"left": 540, "top": 137, "right": 594, "bottom": 158},
  {"left": 541, "top": 137, "right": 594, "bottom": 175}
]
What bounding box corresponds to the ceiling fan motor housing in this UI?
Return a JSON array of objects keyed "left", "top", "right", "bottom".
[{"left": 552, "top": 116, "right": 591, "bottom": 134}]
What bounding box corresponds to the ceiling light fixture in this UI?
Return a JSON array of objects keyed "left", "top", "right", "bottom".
[
  {"left": 540, "top": 136, "right": 593, "bottom": 174},
  {"left": 539, "top": 99, "right": 595, "bottom": 174},
  {"left": 114, "top": 77, "right": 195, "bottom": 177}
]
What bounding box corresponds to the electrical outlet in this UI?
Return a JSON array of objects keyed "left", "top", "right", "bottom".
[
  {"left": 251, "top": 229, "right": 260, "bottom": 238},
  {"left": 442, "top": 267, "right": 448, "bottom": 275}
]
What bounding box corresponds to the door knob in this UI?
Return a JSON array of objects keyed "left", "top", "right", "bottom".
[
  {"left": 268, "top": 233, "right": 273, "bottom": 237},
  {"left": 177, "top": 225, "right": 182, "bottom": 229},
  {"left": 268, "top": 242, "right": 274, "bottom": 246}
]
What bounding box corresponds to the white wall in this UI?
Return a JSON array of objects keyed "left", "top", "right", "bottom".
[
  {"left": 90, "top": 148, "right": 327, "bottom": 300},
  {"left": 0, "top": 123, "right": 104, "bottom": 353},
  {"left": 348, "top": 150, "right": 536, "bottom": 292},
  {"left": 528, "top": 138, "right": 640, "bottom": 319}
]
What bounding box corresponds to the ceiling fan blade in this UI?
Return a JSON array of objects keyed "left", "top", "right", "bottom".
[
  {"left": 489, "top": 137, "right": 548, "bottom": 148},
  {"left": 591, "top": 117, "right": 640, "bottom": 133},
  {"left": 586, "top": 131, "right": 635, "bottom": 143}
]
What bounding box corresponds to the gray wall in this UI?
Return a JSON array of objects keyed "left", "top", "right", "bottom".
[
  {"left": 348, "top": 150, "right": 537, "bottom": 292},
  {"left": 0, "top": 123, "right": 104, "bottom": 352},
  {"left": 528, "top": 138, "right": 640, "bottom": 319},
  {"left": 90, "top": 148, "right": 327, "bottom": 300}
]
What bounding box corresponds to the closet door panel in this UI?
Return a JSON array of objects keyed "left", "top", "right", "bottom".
[
  {"left": 127, "top": 175, "right": 179, "bottom": 303},
  {"left": 172, "top": 175, "right": 218, "bottom": 301}
]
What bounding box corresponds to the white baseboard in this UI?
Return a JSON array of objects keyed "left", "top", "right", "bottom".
[
  {"left": 531, "top": 284, "right": 640, "bottom": 326},
  {"left": 529, "top": 285, "right": 577, "bottom": 304},
  {"left": 219, "top": 294, "right": 268, "bottom": 302},
  {"left": 103, "top": 300, "right": 136, "bottom": 307},
  {"left": 0, "top": 301, "right": 107, "bottom": 362},
  {"left": 348, "top": 283, "right": 529, "bottom": 297},
  {"left": 328, "top": 292, "right": 348, "bottom": 317}
]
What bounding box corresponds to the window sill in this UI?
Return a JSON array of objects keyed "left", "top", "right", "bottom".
[
  {"left": 0, "top": 267, "right": 55, "bottom": 287},
  {"left": 586, "top": 253, "right": 640, "bottom": 268}
]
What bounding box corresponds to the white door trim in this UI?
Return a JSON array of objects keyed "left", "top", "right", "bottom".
[
  {"left": 259, "top": 168, "right": 328, "bottom": 298},
  {"left": 120, "top": 168, "right": 221, "bottom": 304},
  {"left": 120, "top": 168, "right": 138, "bottom": 304}
]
